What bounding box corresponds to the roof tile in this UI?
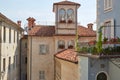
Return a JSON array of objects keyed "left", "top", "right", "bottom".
[{"left": 55, "top": 49, "right": 78, "bottom": 63}]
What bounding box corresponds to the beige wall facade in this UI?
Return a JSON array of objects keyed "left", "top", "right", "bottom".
[
  {"left": 0, "top": 14, "right": 23, "bottom": 80},
  {"left": 55, "top": 57, "right": 79, "bottom": 80},
  {"left": 27, "top": 36, "right": 55, "bottom": 80}
]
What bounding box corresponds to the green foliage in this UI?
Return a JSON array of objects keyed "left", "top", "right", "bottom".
[
  {"left": 103, "top": 37, "right": 108, "bottom": 42},
  {"left": 96, "top": 26, "right": 103, "bottom": 53}
]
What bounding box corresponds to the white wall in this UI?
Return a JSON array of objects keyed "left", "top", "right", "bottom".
[{"left": 78, "top": 56, "right": 88, "bottom": 80}]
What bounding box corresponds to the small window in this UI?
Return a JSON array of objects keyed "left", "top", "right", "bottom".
[
  {"left": 59, "top": 8, "right": 66, "bottom": 23},
  {"left": 68, "top": 40, "right": 74, "bottom": 49},
  {"left": 39, "top": 44, "right": 49, "bottom": 54},
  {"left": 25, "top": 42, "right": 27, "bottom": 48},
  {"left": 67, "top": 9, "right": 74, "bottom": 23},
  {"left": 3, "top": 58, "right": 6, "bottom": 71},
  {"left": 58, "top": 40, "right": 65, "bottom": 49},
  {"left": 25, "top": 57, "right": 27, "bottom": 64},
  {"left": 104, "top": 0, "right": 112, "bottom": 11},
  {"left": 39, "top": 71, "right": 45, "bottom": 80}
]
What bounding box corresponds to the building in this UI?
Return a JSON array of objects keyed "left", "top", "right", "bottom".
[
  {"left": 20, "top": 35, "right": 28, "bottom": 80},
  {"left": 77, "top": 0, "right": 120, "bottom": 80},
  {"left": 25, "top": 1, "right": 96, "bottom": 80},
  {"left": 96, "top": 0, "right": 120, "bottom": 80},
  {"left": 54, "top": 49, "right": 79, "bottom": 80},
  {"left": 0, "top": 13, "right": 23, "bottom": 80},
  {"left": 97, "top": 0, "right": 120, "bottom": 39}
]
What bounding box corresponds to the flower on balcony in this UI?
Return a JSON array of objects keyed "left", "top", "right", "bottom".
[
  {"left": 67, "top": 20, "right": 73, "bottom": 23},
  {"left": 109, "top": 37, "right": 118, "bottom": 43},
  {"left": 58, "top": 45, "right": 65, "bottom": 49},
  {"left": 60, "top": 20, "right": 66, "bottom": 23}
]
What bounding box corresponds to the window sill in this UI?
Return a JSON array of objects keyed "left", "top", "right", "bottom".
[{"left": 104, "top": 7, "right": 112, "bottom": 13}]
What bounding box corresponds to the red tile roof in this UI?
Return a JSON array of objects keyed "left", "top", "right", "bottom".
[
  {"left": 53, "top": 1, "right": 80, "bottom": 5},
  {"left": 55, "top": 49, "right": 78, "bottom": 63},
  {"left": 28, "top": 25, "right": 55, "bottom": 36},
  {"left": 78, "top": 26, "right": 96, "bottom": 37},
  {"left": 28, "top": 25, "right": 96, "bottom": 37}
]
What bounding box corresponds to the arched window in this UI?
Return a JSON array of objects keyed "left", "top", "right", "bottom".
[
  {"left": 59, "top": 8, "right": 66, "bottom": 23},
  {"left": 68, "top": 40, "right": 74, "bottom": 49},
  {"left": 96, "top": 72, "right": 107, "bottom": 80},
  {"left": 67, "top": 9, "right": 74, "bottom": 23},
  {"left": 58, "top": 40, "right": 65, "bottom": 49}
]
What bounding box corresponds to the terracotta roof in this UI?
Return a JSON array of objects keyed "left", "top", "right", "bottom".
[
  {"left": 28, "top": 25, "right": 96, "bottom": 37},
  {"left": 53, "top": 1, "right": 80, "bottom": 6},
  {"left": 28, "top": 25, "right": 55, "bottom": 36},
  {"left": 78, "top": 26, "right": 96, "bottom": 37},
  {"left": 55, "top": 49, "right": 78, "bottom": 63}
]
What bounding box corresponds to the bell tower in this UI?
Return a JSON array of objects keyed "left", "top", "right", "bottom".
[{"left": 53, "top": 0, "right": 80, "bottom": 35}]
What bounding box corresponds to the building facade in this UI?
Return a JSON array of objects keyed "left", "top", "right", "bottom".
[
  {"left": 97, "top": 0, "right": 120, "bottom": 39},
  {"left": 0, "top": 13, "right": 23, "bottom": 80},
  {"left": 97, "top": 0, "right": 120, "bottom": 80}
]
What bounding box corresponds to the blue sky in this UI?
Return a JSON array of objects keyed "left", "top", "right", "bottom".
[{"left": 0, "top": 0, "right": 96, "bottom": 28}]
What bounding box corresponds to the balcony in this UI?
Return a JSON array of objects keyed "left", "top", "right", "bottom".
[{"left": 77, "top": 38, "right": 120, "bottom": 58}]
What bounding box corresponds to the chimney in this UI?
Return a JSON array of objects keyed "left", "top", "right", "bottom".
[
  {"left": 17, "top": 20, "right": 21, "bottom": 27},
  {"left": 26, "top": 17, "right": 36, "bottom": 29},
  {"left": 87, "top": 23, "right": 93, "bottom": 30}
]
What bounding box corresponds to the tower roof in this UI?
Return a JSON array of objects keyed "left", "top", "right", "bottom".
[{"left": 53, "top": 0, "right": 80, "bottom": 6}]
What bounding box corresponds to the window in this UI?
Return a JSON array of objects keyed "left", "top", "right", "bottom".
[
  {"left": 104, "top": 19, "right": 114, "bottom": 39},
  {"left": 59, "top": 8, "right": 66, "bottom": 23},
  {"left": 3, "top": 58, "right": 6, "bottom": 71},
  {"left": 97, "top": 72, "right": 107, "bottom": 80},
  {"left": 68, "top": 40, "right": 74, "bottom": 49},
  {"left": 3, "top": 26, "right": 6, "bottom": 42},
  {"left": 8, "top": 57, "right": 11, "bottom": 71},
  {"left": 67, "top": 9, "right": 74, "bottom": 23},
  {"left": 14, "top": 30, "right": 15, "bottom": 43},
  {"left": 9, "top": 28, "right": 11, "bottom": 43},
  {"left": 25, "top": 42, "right": 27, "bottom": 48},
  {"left": 39, "top": 44, "right": 49, "bottom": 54},
  {"left": 58, "top": 40, "right": 65, "bottom": 49},
  {"left": 17, "top": 32, "right": 19, "bottom": 43},
  {"left": 39, "top": 71, "right": 45, "bottom": 80},
  {"left": 25, "top": 57, "right": 27, "bottom": 64},
  {"left": 104, "top": 0, "right": 112, "bottom": 11}
]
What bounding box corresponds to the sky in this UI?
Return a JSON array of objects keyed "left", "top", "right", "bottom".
[{"left": 0, "top": 0, "right": 96, "bottom": 29}]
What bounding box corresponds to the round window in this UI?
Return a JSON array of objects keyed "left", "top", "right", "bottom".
[{"left": 97, "top": 72, "right": 107, "bottom": 80}]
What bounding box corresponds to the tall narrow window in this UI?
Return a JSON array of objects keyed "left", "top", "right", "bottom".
[
  {"left": 67, "top": 9, "right": 74, "bottom": 23},
  {"left": 39, "top": 71, "right": 45, "bottom": 80},
  {"left": 104, "top": 21, "right": 112, "bottom": 39},
  {"left": 104, "top": 0, "right": 112, "bottom": 11},
  {"left": 14, "top": 30, "right": 15, "bottom": 43},
  {"left": 9, "top": 28, "right": 11, "bottom": 43},
  {"left": 3, "top": 26, "right": 6, "bottom": 42},
  {"left": 3, "top": 58, "right": 6, "bottom": 71},
  {"left": 17, "top": 32, "right": 19, "bottom": 43},
  {"left": 8, "top": 57, "right": 11, "bottom": 71},
  {"left": 59, "top": 8, "right": 66, "bottom": 23}
]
